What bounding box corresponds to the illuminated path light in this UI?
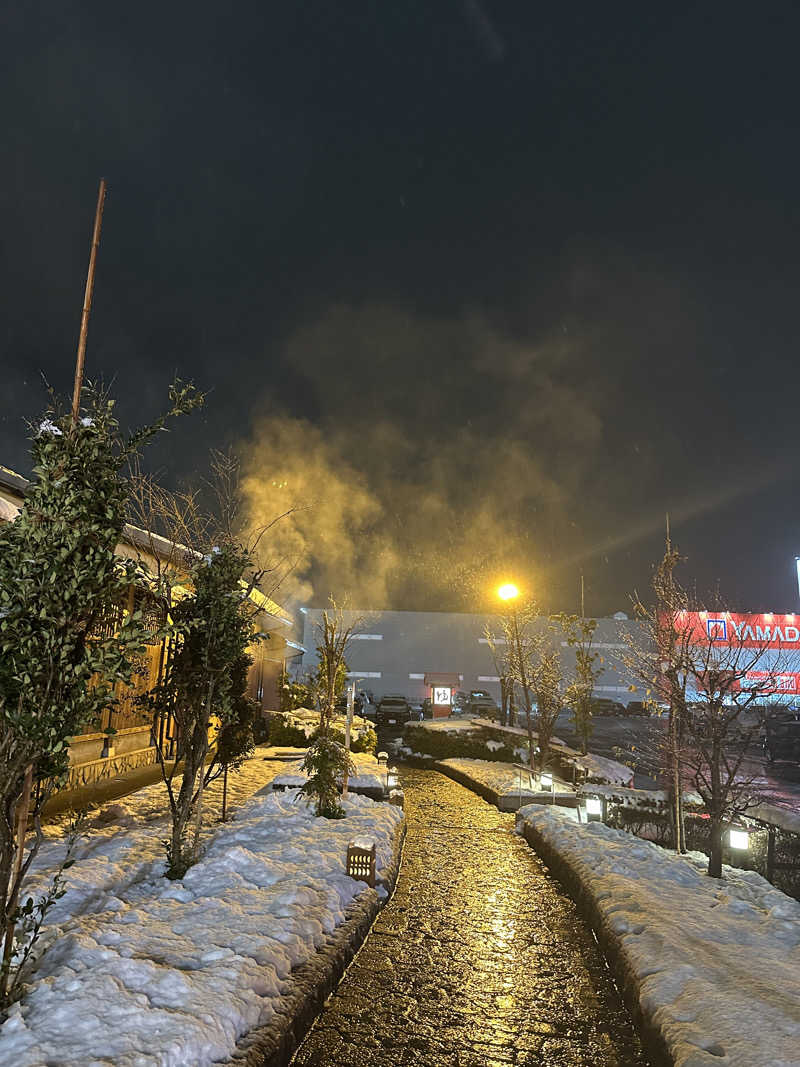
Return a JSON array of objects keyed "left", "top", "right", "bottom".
[{"left": 292, "top": 767, "right": 646, "bottom": 1065}]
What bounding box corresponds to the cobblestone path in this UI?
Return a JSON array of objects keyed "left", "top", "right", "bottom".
[{"left": 292, "top": 767, "right": 647, "bottom": 1066}]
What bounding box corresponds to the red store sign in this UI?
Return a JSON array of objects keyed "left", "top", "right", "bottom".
[{"left": 678, "top": 612, "right": 800, "bottom": 650}]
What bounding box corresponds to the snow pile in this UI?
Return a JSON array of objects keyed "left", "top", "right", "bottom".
[
  {"left": 1, "top": 788, "right": 402, "bottom": 1067},
  {"left": 559, "top": 748, "right": 634, "bottom": 787},
  {"left": 271, "top": 751, "right": 388, "bottom": 792},
  {"left": 585, "top": 783, "right": 703, "bottom": 810},
  {"left": 413, "top": 718, "right": 481, "bottom": 733},
  {"left": 33, "top": 749, "right": 294, "bottom": 921},
  {"left": 516, "top": 806, "right": 800, "bottom": 1066}
]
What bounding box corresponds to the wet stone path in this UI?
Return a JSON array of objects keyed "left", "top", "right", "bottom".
[{"left": 291, "top": 767, "right": 648, "bottom": 1067}]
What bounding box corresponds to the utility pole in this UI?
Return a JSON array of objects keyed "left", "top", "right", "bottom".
[{"left": 71, "top": 179, "right": 107, "bottom": 424}]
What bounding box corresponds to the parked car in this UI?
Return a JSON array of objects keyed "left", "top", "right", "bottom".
[
  {"left": 625, "top": 701, "right": 650, "bottom": 717},
  {"left": 376, "top": 694, "right": 413, "bottom": 727},
  {"left": 334, "top": 692, "right": 375, "bottom": 720},
  {"left": 763, "top": 711, "right": 800, "bottom": 763},
  {"left": 451, "top": 691, "right": 469, "bottom": 715},
  {"left": 408, "top": 701, "right": 424, "bottom": 721},
  {"left": 468, "top": 692, "right": 500, "bottom": 718},
  {"left": 590, "top": 698, "right": 625, "bottom": 717}
]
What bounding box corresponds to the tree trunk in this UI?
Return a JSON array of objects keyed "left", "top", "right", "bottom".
[
  {"left": 668, "top": 706, "right": 685, "bottom": 852},
  {"left": 707, "top": 735, "right": 723, "bottom": 878},
  {"left": 221, "top": 765, "right": 228, "bottom": 822},
  {"left": 0, "top": 765, "right": 33, "bottom": 999},
  {"left": 708, "top": 814, "right": 724, "bottom": 878}
]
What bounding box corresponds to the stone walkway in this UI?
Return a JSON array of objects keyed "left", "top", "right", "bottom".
[{"left": 292, "top": 766, "right": 647, "bottom": 1066}]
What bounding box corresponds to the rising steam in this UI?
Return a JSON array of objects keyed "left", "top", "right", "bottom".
[{"left": 239, "top": 303, "right": 611, "bottom": 611}]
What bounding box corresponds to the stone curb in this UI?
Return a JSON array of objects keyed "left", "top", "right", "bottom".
[
  {"left": 225, "top": 815, "right": 407, "bottom": 1067},
  {"left": 517, "top": 818, "right": 672, "bottom": 1067}
]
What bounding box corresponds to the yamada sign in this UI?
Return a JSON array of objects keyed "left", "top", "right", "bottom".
[{"left": 680, "top": 612, "right": 800, "bottom": 650}]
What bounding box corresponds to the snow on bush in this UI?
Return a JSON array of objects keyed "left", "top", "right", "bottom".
[
  {"left": 516, "top": 806, "right": 800, "bottom": 1067},
  {"left": 0, "top": 760, "right": 402, "bottom": 1066}
]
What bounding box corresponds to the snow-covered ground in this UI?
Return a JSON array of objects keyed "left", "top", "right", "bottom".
[
  {"left": 1, "top": 752, "right": 403, "bottom": 1066},
  {"left": 517, "top": 806, "right": 800, "bottom": 1067}
]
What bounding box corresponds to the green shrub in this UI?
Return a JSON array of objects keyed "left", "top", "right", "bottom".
[
  {"left": 298, "top": 734, "right": 353, "bottom": 819},
  {"left": 403, "top": 725, "right": 517, "bottom": 763},
  {"left": 351, "top": 726, "right": 377, "bottom": 755},
  {"left": 268, "top": 714, "right": 309, "bottom": 748}
]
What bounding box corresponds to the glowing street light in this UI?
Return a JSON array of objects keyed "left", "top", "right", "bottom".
[
  {"left": 497, "top": 582, "right": 520, "bottom": 601},
  {"left": 585, "top": 795, "right": 604, "bottom": 822},
  {"left": 729, "top": 826, "right": 750, "bottom": 851}
]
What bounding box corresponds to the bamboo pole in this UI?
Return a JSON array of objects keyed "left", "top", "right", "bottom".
[{"left": 71, "top": 179, "right": 107, "bottom": 424}]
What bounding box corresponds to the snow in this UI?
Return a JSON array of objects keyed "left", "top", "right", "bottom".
[
  {"left": 584, "top": 783, "right": 703, "bottom": 809},
  {"left": 1, "top": 750, "right": 402, "bottom": 1067},
  {"left": 468, "top": 716, "right": 567, "bottom": 747},
  {"left": 412, "top": 718, "right": 481, "bottom": 733},
  {"left": 749, "top": 802, "right": 800, "bottom": 837},
  {"left": 558, "top": 747, "right": 635, "bottom": 787},
  {"left": 516, "top": 806, "right": 800, "bottom": 1066},
  {"left": 271, "top": 751, "right": 388, "bottom": 793},
  {"left": 438, "top": 758, "right": 573, "bottom": 803}
]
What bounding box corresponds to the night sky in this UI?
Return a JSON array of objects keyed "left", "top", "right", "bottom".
[{"left": 3, "top": 2, "right": 800, "bottom": 614}]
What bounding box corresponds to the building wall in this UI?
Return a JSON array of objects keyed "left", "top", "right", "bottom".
[{"left": 299, "top": 609, "right": 645, "bottom": 704}]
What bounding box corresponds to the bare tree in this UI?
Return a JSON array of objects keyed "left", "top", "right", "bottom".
[
  {"left": 497, "top": 599, "right": 540, "bottom": 771},
  {"left": 484, "top": 625, "right": 514, "bottom": 726},
  {"left": 528, "top": 627, "right": 563, "bottom": 775},
  {"left": 627, "top": 534, "right": 796, "bottom": 876},
  {"left": 626, "top": 531, "right": 691, "bottom": 853},
  {"left": 677, "top": 614, "right": 794, "bottom": 877},
  {"left": 556, "top": 613, "right": 602, "bottom": 757}
]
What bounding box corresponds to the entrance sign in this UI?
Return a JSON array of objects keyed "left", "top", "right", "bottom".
[{"left": 433, "top": 686, "right": 452, "bottom": 706}]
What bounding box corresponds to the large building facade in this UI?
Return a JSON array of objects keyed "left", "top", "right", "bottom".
[{"left": 299, "top": 608, "right": 643, "bottom": 705}]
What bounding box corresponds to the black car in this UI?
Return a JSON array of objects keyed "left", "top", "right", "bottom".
[
  {"left": 764, "top": 711, "right": 800, "bottom": 763},
  {"left": 625, "top": 701, "right": 650, "bottom": 717},
  {"left": 468, "top": 693, "right": 500, "bottom": 718},
  {"left": 591, "top": 698, "right": 625, "bottom": 717},
  {"left": 451, "top": 691, "right": 469, "bottom": 715},
  {"left": 376, "top": 695, "right": 412, "bottom": 727}
]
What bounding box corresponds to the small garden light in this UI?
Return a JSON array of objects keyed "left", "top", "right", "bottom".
[
  {"left": 387, "top": 766, "right": 399, "bottom": 790},
  {"left": 376, "top": 751, "right": 389, "bottom": 766},
  {"left": 346, "top": 838, "right": 376, "bottom": 888},
  {"left": 729, "top": 826, "right": 750, "bottom": 851},
  {"left": 540, "top": 772, "right": 553, "bottom": 791}
]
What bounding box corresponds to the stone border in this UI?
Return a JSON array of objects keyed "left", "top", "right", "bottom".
[
  {"left": 517, "top": 817, "right": 672, "bottom": 1067},
  {"left": 431, "top": 760, "right": 577, "bottom": 813},
  {"left": 225, "top": 815, "right": 407, "bottom": 1067}
]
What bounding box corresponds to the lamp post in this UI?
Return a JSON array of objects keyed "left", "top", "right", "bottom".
[{"left": 498, "top": 583, "right": 536, "bottom": 773}]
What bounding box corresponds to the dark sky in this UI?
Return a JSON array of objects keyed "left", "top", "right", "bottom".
[{"left": 2, "top": 2, "right": 800, "bottom": 613}]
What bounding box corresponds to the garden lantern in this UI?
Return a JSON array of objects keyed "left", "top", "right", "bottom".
[
  {"left": 376, "top": 751, "right": 389, "bottom": 766},
  {"left": 346, "top": 838, "right": 376, "bottom": 888},
  {"left": 729, "top": 826, "right": 750, "bottom": 851},
  {"left": 540, "top": 772, "right": 553, "bottom": 792},
  {"left": 387, "top": 766, "right": 399, "bottom": 791}
]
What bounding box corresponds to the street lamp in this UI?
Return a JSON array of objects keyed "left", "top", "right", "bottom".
[{"left": 498, "top": 583, "right": 520, "bottom": 602}]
